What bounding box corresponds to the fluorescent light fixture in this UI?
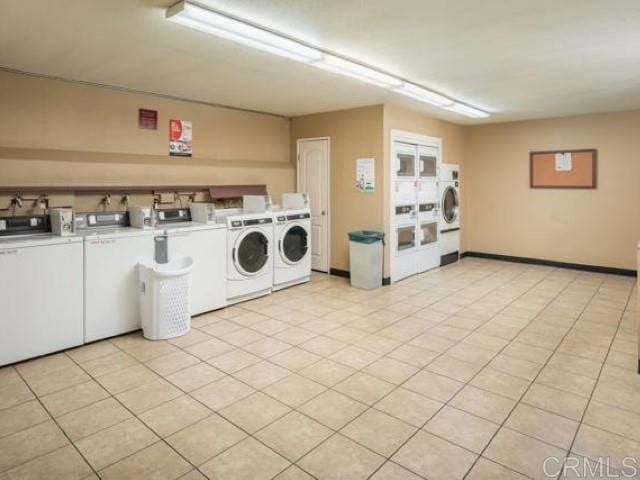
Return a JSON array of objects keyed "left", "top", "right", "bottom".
[
  {"left": 165, "top": 1, "right": 490, "bottom": 118},
  {"left": 392, "top": 83, "right": 453, "bottom": 107},
  {"left": 445, "top": 102, "right": 490, "bottom": 118},
  {"left": 312, "top": 55, "right": 403, "bottom": 88},
  {"left": 166, "top": 1, "right": 323, "bottom": 63}
]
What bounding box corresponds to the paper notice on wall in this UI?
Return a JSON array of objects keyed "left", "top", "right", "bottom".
[
  {"left": 356, "top": 157, "right": 375, "bottom": 193},
  {"left": 555, "top": 152, "right": 572, "bottom": 171},
  {"left": 169, "top": 119, "right": 192, "bottom": 156}
]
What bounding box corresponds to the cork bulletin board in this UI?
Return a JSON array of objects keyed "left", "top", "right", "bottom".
[{"left": 530, "top": 149, "right": 597, "bottom": 189}]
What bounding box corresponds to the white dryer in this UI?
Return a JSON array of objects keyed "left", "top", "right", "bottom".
[
  {"left": 0, "top": 216, "right": 84, "bottom": 366},
  {"left": 439, "top": 163, "right": 460, "bottom": 265},
  {"left": 155, "top": 207, "right": 227, "bottom": 315},
  {"left": 272, "top": 208, "right": 311, "bottom": 290},
  {"left": 219, "top": 210, "right": 274, "bottom": 304}
]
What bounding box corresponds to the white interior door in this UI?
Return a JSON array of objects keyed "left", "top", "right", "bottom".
[{"left": 297, "top": 138, "right": 329, "bottom": 272}]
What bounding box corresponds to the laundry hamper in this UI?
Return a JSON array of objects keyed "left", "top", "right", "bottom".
[
  {"left": 348, "top": 230, "right": 384, "bottom": 290},
  {"left": 139, "top": 257, "right": 194, "bottom": 340}
]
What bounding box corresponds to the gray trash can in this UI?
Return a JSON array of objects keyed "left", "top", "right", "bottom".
[{"left": 348, "top": 230, "right": 384, "bottom": 290}]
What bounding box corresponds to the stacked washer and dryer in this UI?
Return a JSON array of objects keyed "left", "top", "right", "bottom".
[{"left": 390, "top": 135, "right": 462, "bottom": 282}]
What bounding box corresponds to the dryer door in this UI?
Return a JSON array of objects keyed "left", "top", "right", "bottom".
[
  {"left": 280, "top": 224, "right": 309, "bottom": 265},
  {"left": 442, "top": 186, "right": 459, "bottom": 224},
  {"left": 234, "top": 229, "right": 270, "bottom": 276}
]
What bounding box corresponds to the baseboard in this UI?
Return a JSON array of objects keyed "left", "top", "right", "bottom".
[
  {"left": 440, "top": 252, "right": 460, "bottom": 266},
  {"left": 329, "top": 268, "right": 391, "bottom": 286},
  {"left": 329, "top": 268, "right": 350, "bottom": 278},
  {"left": 461, "top": 251, "right": 637, "bottom": 277}
]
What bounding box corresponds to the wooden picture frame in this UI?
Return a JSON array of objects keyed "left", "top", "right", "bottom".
[{"left": 530, "top": 149, "right": 597, "bottom": 189}]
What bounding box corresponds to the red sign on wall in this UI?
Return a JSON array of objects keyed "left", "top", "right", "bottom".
[
  {"left": 138, "top": 109, "right": 157, "bottom": 129},
  {"left": 169, "top": 119, "right": 192, "bottom": 157}
]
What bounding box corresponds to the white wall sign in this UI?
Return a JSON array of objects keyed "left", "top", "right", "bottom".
[
  {"left": 555, "top": 152, "right": 572, "bottom": 171},
  {"left": 356, "top": 157, "right": 375, "bottom": 193}
]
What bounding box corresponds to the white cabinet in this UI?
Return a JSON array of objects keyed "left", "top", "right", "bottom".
[
  {"left": 0, "top": 237, "right": 84, "bottom": 365},
  {"left": 84, "top": 231, "right": 155, "bottom": 342},
  {"left": 165, "top": 226, "right": 227, "bottom": 315}
]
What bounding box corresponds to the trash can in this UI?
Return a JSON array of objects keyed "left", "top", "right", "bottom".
[
  {"left": 139, "top": 257, "right": 194, "bottom": 340},
  {"left": 348, "top": 230, "right": 384, "bottom": 290}
]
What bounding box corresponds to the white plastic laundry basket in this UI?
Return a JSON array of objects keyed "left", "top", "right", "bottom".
[{"left": 139, "top": 257, "right": 194, "bottom": 340}]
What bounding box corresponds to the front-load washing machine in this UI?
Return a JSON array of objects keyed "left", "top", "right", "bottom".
[
  {"left": 439, "top": 163, "right": 460, "bottom": 265},
  {"left": 219, "top": 210, "right": 274, "bottom": 304},
  {"left": 272, "top": 207, "right": 311, "bottom": 290}
]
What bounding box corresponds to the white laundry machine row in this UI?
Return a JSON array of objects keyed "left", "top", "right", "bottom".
[
  {"left": 0, "top": 216, "right": 84, "bottom": 366},
  {"left": 218, "top": 209, "right": 274, "bottom": 305},
  {"left": 79, "top": 207, "right": 229, "bottom": 344},
  {"left": 439, "top": 163, "right": 461, "bottom": 266}
]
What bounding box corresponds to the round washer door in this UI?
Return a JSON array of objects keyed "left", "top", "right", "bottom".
[
  {"left": 280, "top": 224, "right": 309, "bottom": 265},
  {"left": 442, "top": 186, "right": 459, "bottom": 224},
  {"left": 234, "top": 230, "right": 270, "bottom": 276}
]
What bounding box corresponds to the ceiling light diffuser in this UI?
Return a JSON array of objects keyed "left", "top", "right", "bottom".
[
  {"left": 312, "top": 55, "right": 403, "bottom": 89},
  {"left": 444, "top": 102, "right": 490, "bottom": 118},
  {"left": 166, "top": 1, "right": 323, "bottom": 63},
  {"left": 392, "top": 83, "right": 453, "bottom": 107}
]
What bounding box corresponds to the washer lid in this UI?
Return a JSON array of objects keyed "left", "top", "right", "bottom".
[
  {"left": 160, "top": 222, "right": 226, "bottom": 233},
  {"left": 79, "top": 227, "right": 157, "bottom": 240},
  {"left": 0, "top": 234, "right": 82, "bottom": 249}
]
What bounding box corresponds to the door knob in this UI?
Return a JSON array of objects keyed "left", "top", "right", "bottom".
[{"left": 321, "top": 211, "right": 326, "bottom": 216}]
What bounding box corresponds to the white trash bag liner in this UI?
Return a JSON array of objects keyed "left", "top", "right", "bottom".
[{"left": 139, "top": 257, "right": 194, "bottom": 340}]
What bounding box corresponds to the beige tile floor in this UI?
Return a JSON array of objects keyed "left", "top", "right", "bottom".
[{"left": 0, "top": 258, "right": 638, "bottom": 479}]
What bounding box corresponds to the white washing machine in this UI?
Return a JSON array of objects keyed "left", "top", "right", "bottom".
[
  {"left": 0, "top": 215, "right": 84, "bottom": 365},
  {"left": 77, "top": 212, "right": 155, "bottom": 343},
  {"left": 439, "top": 163, "right": 460, "bottom": 265},
  {"left": 272, "top": 207, "right": 311, "bottom": 290},
  {"left": 155, "top": 207, "right": 227, "bottom": 315},
  {"left": 218, "top": 209, "right": 274, "bottom": 304}
]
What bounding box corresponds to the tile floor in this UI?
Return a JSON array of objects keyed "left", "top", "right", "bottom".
[{"left": 0, "top": 258, "right": 638, "bottom": 479}]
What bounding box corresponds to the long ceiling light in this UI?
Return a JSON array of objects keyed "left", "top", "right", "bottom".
[
  {"left": 166, "top": 1, "right": 490, "bottom": 118},
  {"left": 166, "top": 2, "right": 323, "bottom": 63}
]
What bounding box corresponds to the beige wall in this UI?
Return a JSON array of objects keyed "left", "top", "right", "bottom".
[
  {"left": 290, "top": 105, "right": 384, "bottom": 272},
  {"left": 3, "top": 70, "right": 637, "bottom": 272},
  {"left": 289, "top": 104, "right": 466, "bottom": 277},
  {"left": 465, "top": 110, "right": 640, "bottom": 270},
  {"left": 0, "top": 71, "right": 294, "bottom": 213},
  {"left": 383, "top": 104, "right": 467, "bottom": 275}
]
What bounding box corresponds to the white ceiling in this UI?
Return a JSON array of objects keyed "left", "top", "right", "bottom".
[{"left": 1, "top": 0, "right": 639, "bottom": 124}]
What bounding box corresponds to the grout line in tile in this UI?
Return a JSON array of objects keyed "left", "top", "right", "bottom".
[
  {"left": 9, "top": 365, "right": 100, "bottom": 478},
  {"left": 461, "top": 271, "right": 612, "bottom": 479},
  {"left": 560, "top": 279, "right": 634, "bottom": 478}
]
